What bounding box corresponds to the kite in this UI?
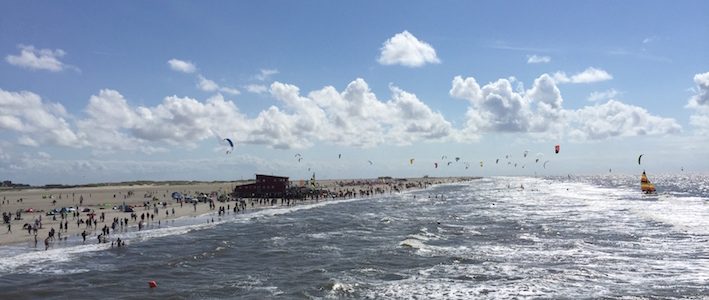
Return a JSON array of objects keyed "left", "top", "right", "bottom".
[{"left": 223, "top": 138, "right": 234, "bottom": 154}]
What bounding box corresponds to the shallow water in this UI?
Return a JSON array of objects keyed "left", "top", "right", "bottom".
[{"left": 0, "top": 176, "right": 707, "bottom": 299}]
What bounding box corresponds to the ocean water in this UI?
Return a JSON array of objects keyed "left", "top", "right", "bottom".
[{"left": 0, "top": 175, "right": 707, "bottom": 299}]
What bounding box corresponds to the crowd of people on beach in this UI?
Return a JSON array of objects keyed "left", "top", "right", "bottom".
[{"left": 0, "top": 177, "right": 470, "bottom": 252}]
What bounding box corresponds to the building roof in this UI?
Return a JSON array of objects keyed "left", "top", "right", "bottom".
[{"left": 255, "top": 174, "right": 289, "bottom": 179}]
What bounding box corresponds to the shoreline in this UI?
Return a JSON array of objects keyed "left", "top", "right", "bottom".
[{"left": 0, "top": 176, "right": 477, "bottom": 250}]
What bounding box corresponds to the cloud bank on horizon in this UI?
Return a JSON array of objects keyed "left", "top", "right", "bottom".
[
  {"left": 1, "top": 66, "right": 690, "bottom": 155},
  {"left": 0, "top": 35, "right": 686, "bottom": 152}
]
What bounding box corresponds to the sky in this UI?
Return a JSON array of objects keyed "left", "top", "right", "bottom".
[{"left": 1, "top": 1, "right": 709, "bottom": 185}]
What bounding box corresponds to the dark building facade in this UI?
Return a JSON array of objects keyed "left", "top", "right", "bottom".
[{"left": 233, "top": 174, "right": 289, "bottom": 198}]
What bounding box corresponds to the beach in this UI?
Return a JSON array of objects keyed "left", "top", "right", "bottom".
[{"left": 0, "top": 177, "right": 471, "bottom": 248}]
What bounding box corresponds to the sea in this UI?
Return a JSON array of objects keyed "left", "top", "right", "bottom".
[{"left": 0, "top": 175, "right": 707, "bottom": 299}]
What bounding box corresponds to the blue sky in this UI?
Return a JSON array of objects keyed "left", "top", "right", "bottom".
[{"left": 1, "top": 1, "right": 709, "bottom": 185}]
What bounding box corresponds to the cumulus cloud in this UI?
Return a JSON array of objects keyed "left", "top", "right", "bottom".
[
  {"left": 19, "top": 77, "right": 446, "bottom": 153},
  {"left": 588, "top": 89, "right": 620, "bottom": 102},
  {"left": 5, "top": 44, "right": 76, "bottom": 72},
  {"left": 527, "top": 55, "right": 551, "bottom": 64},
  {"left": 553, "top": 67, "right": 613, "bottom": 84},
  {"left": 451, "top": 75, "right": 540, "bottom": 133},
  {"left": 450, "top": 73, "right": 679, "bottom": 140},
  {"left": 687, "top": 72, "right": 709, "bottom": 109},
  {"left": 76, "top": 89, "right": 248, "bottom": 153},
  {"left": 387, "top": 86, "right": 452, "bottom": 142},
  {"left": 568, "top": 100, "right": 681, "bottom": 140},
  {"left": 263, "top": 79, "right": 452, "bottom": 148},
  {"left": 167, "top": 59, "right": 196, "bottom": 73},
  {"left": 0, "top": 88, "right": 81, "bottom": 147},
  {"left": 378, "top": 31, "right": 440, "bottom": 67},
  {"left": 687, "top": 71, "right": 709, "bottom": 133}
]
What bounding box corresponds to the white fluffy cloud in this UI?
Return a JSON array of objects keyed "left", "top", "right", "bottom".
[
  {"left": 687, "top": 71, "right": 709, "bottom": 133},
  {"left": 0, "top": 78, "right": 450, "bottom": 154},
  {"left": 0, "top": 88, "right": 81, "bottom": 147},
  {"left": 76, "top": 89, "right": 144, "bottom": 153},
  {"left": 167, "top": 59, "right": 196, "bottom": 73},
  {"left": 262, "top": 79, "right": 452, "bottom": 148},
  {"left": 450, "top": 73, "right": 679, "bottom": 140},
  {"left": 568, "top": 100, "right": 681, "bottom": 140},
  {"left": 687, "top": 72, "right": 709, "bottom": 109},
  {"left": 378, "top": 31, "right": 441, "bottom": 67},
  {"left": 76, "top": 89, "right": 249, "bottom": 153},
  {"left": 0, "top": 71, "right": 682, "bottom": 159},
  {"left": 553, "top": 67, "right": 613, "bottom": 84},
  {"left": 5, "top": 45, "right": 73, "bottom": 72},
  {"left": 451, "top": 76, "right": 534, "bottom": 132},
  {"left": 527, "top": 55, "right": 551, "bottom": 64}
]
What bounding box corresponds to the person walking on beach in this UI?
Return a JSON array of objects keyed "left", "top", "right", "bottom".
[
  {"left": 81, "top": 230, "right": 87, "bottom": 243},
  {"left": 44, "top": 237, "right": 50, "bottom": 250},
  {"left": 7, "top": 222, "right": 11, "bottom": 234}
]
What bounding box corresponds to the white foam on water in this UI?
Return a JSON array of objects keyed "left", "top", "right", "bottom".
[
  {"left": 406, "top": 234, "right": 430, "bottom": 241},
  {"left": 399, "top": 238, "right": 427, "bottom": 250},
  {"left": 436, "top": 224, "right": 482, "bottom": 236},
  {"left": 629, "top": 195, "right": 709, "bottom": 235},
  {"left": 0, "top": 242, "right": 111, "bottom": 274},
  {"left": 306, "top": 232, "right": 331, "bottom": 240},
  {"left": 327, "top": 280, "right": 357, "bottom": 298},
  {"left": 0, "top": 221, "right": 218, "bottom": 274},
  {"left": 358, "top": 176, "right": 709, "bottom": 298},
  {"left": 121, "top": 221, "right": 217, "bottom": 243},
  {"left": 223, "top": 275, "right": 284, "bottom": 297}
]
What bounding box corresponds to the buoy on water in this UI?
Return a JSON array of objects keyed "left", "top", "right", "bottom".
[{"left": 148, "top": 281, "right": 157, "bottom": 288}]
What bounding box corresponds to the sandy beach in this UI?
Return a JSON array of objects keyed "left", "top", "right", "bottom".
[{"left": 0, "top": 177, "right": 472, "bottom": 249}]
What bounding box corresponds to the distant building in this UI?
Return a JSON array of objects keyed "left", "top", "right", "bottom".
[
  {"left": 1, "top": 180, "right": 30, "bottom": 188},
  {"left": 233, "top": 174, "right": 289, "bottom": 198}
]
